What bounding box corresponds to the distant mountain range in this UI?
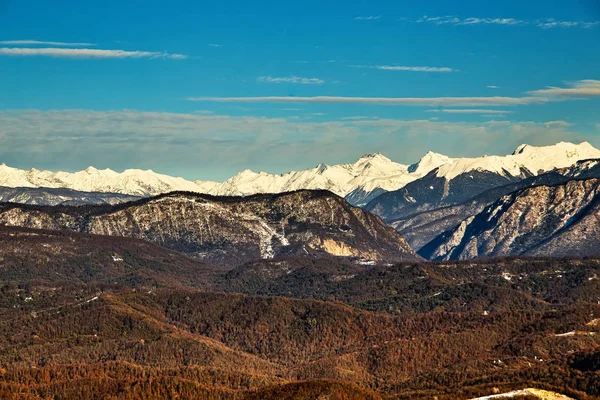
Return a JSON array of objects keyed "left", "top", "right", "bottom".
[
  {"left": 2, "top": 141, "right": 598, "bottom": 207},
  {"left": 0, "top": 186, "right": 140, "bottom": 206}
]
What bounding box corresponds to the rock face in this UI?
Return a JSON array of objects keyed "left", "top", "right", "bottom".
[
  {"left": 0, "top": 190, "right": 417, "bottom": 266},
  {"left": 396, "top": 159, "right": 600, "bottom": 253},
  {"left": 0, "top": 186, "right": 140, "bottom": 206},
  {"left": 420, "top": 178, "right": 600, "bottom": 260}
]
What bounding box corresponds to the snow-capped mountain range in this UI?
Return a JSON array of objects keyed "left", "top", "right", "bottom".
[{"left": 0, "top": 141, "right": 599, "bottom": 205}]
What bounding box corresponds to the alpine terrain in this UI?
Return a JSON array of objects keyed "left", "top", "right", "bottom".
[
  {"left": 420, "top": 177, "right": 600, "bottom": 260},
  {"left": 1, "top": 142, "right": 597, "bottom": 208},
  {"left": 366, "top": 142, "right": 600, "bottom": 221},
  {"left": 394, "top": 158, "right": 600, "bottom": 253}
]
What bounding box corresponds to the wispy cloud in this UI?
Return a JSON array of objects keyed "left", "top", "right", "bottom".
[
  {"left": 257, "top": 76, "right": 325, "bottom": 85},
  {"left": 427, "top": 109, "right": 513, "bottom": 114},
  {"left": 0, "top": 39, "right": 95, "bottom": 46},
  {"left": 354, "top": 64, "right": 456, "bottom": 73},
  {"left": 527, "top": 80, "right": 600, "bottom": 97},
  {"left": 208, "top": 43, "right": 222, "bottom": 47},
  {"left": 188, "top": 95, "right": 546, "bottom": 107},
  {"left": 544, "top": 120, "right": 573, "bottom": 128},
  {"left": 487, "top": 85, "right": 500, "bottom": 89},
  {"left": 0, "top": 47, "right": 187, "bottom": 59},
  {"left": 191, "top": 79, "right": 600, "bottom": 107},
  {"left": 412, "top": 16, "right": 599, "bottom": 29},
  {"left": 340, "top": 116, "right": 378, "bottom": 120},
  {"left": 536, "top": 19, "right": 600, "bottom": 29},
  {"left": 416, "top": 16, "right": 526, "bottom": 26},
  {"left": 354, "top": 16, "right": 381, "bottom": 21}
]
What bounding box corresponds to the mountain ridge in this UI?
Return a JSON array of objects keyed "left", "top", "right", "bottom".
[
  {"left": 365, "top": 141, "right": 600, "bottom": 221},
  {"left": 2, "top": 141, "right": 598, "bottom": 207},
  {"left": 0, "top": 189, "right": 418, "bottom": 266}
]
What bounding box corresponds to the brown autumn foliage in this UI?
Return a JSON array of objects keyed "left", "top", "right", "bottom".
[{"left": 0, "top": 226, "right": 598, "bottom": 399}]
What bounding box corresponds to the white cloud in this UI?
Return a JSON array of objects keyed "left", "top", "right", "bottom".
[
  {"left": 0, "top": 40, "right": 95, "bottom": 46},
  {"left": 487, "top": 85, "right": 500, "bottom": 89},
  {"left": 527, "top": 80, "right": 600, "bottom": 97},
  {"left": 257, "top": 76, "right": 325, "bottom": 85},
  {"left": 414, "top": 16, "right": 599, "bottom": 29},
  {"left": 0, "top": 47, "right": 187, "bottom": 59},
  {"left": 208, "top": 43, "right": 222, "bottom": 47},
  {"left": 188, "top": 95, "right": 547, "bottom": 106},
  {"left": 416, "top": 16, "right": 526, "bottom": 26},
  {"left": 536, "top": 19, "right": 600, "bottom": 29},
  {"left": 427, "top": 109, "right": 513, "bottom": 114},
  {"left": 354, "top": 16, "right": 381, "bottom": 20},
  {"left": 191, "top": 79, "right": 600, "bottom": 107},
  {"left": 355, "top": 65, "right": 456, "bottom": 73}
]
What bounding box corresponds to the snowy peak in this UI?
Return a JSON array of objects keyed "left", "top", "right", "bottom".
[
  {"left": 434, "top": 141, "right": 600, "bottom": 180},
  {"left": 408, "top": 151, "right": 454, "bottom": 174},
  {"left": 0, "top": 165, "right": 205, "bottom": 197},
  {"left": 0, "top": 141, "right": 598, "bottom": 204},
  {"left": 354, "top": 152, "right": 397, "bottom": 168},
  {"left": 512, "top": 144, "right": 529, "bottom": 155},
  {"left": 511, "top": 141, "right": 600, "bottom": 174},
  {"left": 316, "top": 163, "right": 329, "bottom": 174}
]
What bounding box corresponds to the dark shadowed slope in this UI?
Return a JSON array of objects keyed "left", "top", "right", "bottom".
[{"left": 420, "top": 178, "right": 600, "bottom": 260}]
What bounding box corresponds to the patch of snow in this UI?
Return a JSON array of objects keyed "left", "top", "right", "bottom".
[
  {"left": 470, "top": 388, "right": 573, "bottom": 399},
  {"left": 554, "top": 331, "right": 576, "bottom": 337},
  {"left": 357, "top": 259, "right": 376, "bottom": 266}
]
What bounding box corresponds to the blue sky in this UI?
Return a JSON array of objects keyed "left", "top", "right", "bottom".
[{"left": 0, "top": 0, "right": 599, "bottom": 181}]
